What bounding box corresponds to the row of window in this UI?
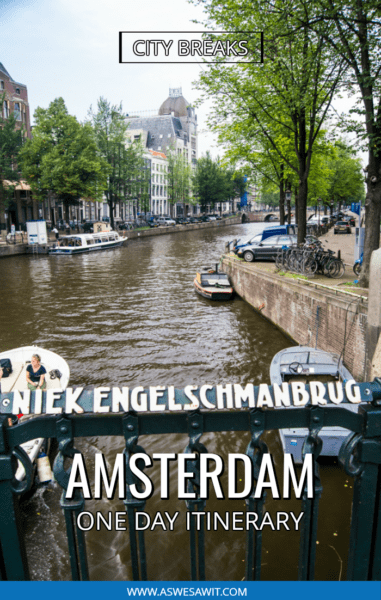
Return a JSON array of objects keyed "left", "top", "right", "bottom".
[
  {"left": 2, "top": 100, "right": 26, "bottom": 122},
  {"left": 0, "top": 80, "right": 21, "bottom": 94}
]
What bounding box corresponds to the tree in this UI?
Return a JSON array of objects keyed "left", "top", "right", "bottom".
[
  {"left": 166, "top": 148, "right": 193, "bottom": 217},
  {"left": 0, "top": 96, "right": 24, "bottom": 230},
  {"left": 192, "top": 153, "right": 227, "bottom": 211},
  {"left": 283, "top": 0, "right": 381, "bottom": 285},
  {"left": 88, "top": 97, "right": 147, "bottom": 227},
  {"left": 191, "top": 0, "right": 346, "bottom": 243},
  {"left": 20, "top": 98, "right": 109, "bottom": 222}
]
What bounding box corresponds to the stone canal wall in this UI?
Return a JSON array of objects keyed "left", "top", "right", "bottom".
[
  {"left": 123, "top": 216, "right": 241, "bottom": 241},
  {"left": 222, "top": 256, "right": 368, "bottom": 381}
]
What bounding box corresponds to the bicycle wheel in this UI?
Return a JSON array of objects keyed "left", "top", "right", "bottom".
[
  {"left": 353, "top": 262, "right": 361, "bottom": 276},
  {"left": 303, "top": 258, "right": 318, "bottom": 276},
  {"left": 275, "top": 250, "right": 284, "bottom": 270},
  {"left": 330, "top": 259, "right": 345, "bottom": 279}
]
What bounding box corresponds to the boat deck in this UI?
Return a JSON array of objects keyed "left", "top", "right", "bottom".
[{"left": 1, "top": 362, "right": 64, "bottom": 393}]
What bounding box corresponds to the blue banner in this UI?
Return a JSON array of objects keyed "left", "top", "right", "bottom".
[
  {"left": 2, "top": 581, "right": 380, "bottom": 600},
  {"left": 351, "top": 202, "right": 361, "bottom": 215}
]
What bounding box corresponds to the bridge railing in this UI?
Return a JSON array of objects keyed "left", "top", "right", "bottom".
[{"left": 1, "top": 380, "right": 381, "bottom": 581}]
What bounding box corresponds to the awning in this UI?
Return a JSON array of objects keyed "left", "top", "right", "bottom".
[{"left": 2, "top": 180, "right": 31, "bottom": 191}]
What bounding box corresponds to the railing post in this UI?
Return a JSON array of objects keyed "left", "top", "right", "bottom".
[
  {"left": 0, "top": 415, "right": 30, "bottom": 580},
  {"left": 53, "top": 415, "right": 89, "bottom": 581},
  {"left": 245, "top": 409, "right": 267, "bottom": 581},
  {"left": 298, "top": 408, "right": 323, "bottom": 581},
  {"left": 185, "top": 411, "right": 207, "bottom": 581},
  {"left": 340, "top": 400, "right": 381, "bottom": 580},
  {"left": 123, "top": 413, "right": 148, "bottom": 581}
]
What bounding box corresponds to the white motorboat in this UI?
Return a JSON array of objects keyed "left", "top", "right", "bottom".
[
  {"left": 0, "top": 346, "right": 70, "bottom": 481},
  {"left": 270, "top": 346, "right": 356, "bottom": 463},
  {"left": 49, "top": 232, "right": 124, "bottom": 254}
]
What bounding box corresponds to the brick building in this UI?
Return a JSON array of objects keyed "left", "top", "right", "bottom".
[{"left": 0, "top": 62, "right": 35, "bottom": 233}]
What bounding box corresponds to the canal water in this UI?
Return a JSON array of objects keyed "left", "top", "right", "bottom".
[{"left": 0, "top": 222, "right": 353, "bottom": 581}]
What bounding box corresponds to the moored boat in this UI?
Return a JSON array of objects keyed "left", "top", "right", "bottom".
[
  {"left": 0, "top": 346, "right": 70, "bottom": 482},
  {"left": 194, "top": 269, "right": 234, "bottom": 301},
  {"left": 270, "top": 346, "right": 356, "bottom": 463},
  {"left": 49, "top": 232, "right": 124, "bottom": 254}
]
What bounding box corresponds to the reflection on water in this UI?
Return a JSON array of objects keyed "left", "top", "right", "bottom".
[{"left": 0, "top": 223, "right": 352, "bottom": 580}]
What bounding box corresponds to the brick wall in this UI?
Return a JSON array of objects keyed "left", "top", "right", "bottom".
[{"left": 222, "top": 257, "right": 368, "bottom": 381}]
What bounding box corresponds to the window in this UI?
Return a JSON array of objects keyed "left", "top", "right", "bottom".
[
  {"left": 3, "top": 101, "right": 9, "bottom": 118},
  {"left": 15, "top": 87, "right": 20, "bottom": 94},
  {"left": 0, "top": 81, "right": 4, "bottom": 90},
  {"left": 14, "top": 102, "right": 21, "bottom": 120}
]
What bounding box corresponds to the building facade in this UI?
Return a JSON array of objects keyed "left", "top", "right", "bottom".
[{"left": 0, "top": 63, "right": 35, "bottom": 233}]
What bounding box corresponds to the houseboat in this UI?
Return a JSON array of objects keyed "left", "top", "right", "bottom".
[{"left": 49, "top": 232, "right": 124, "bottom": 255}]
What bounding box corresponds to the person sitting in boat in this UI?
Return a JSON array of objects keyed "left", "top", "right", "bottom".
[{"left": 26, "top": 354, "right": 47, "bottom": 391}]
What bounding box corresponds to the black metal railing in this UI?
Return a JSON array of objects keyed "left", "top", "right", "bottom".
[{"left": 1, "top": 380, "right": 381, "bottom": 582}]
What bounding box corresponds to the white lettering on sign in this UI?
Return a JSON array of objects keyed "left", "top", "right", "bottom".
[{"left": 0, "top": 382, "right": 365, "bottom": 415}]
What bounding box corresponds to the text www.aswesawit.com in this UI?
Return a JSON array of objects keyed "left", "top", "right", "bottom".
[{"left": 126, "top": 588, "right": 247, "bottom": 597}]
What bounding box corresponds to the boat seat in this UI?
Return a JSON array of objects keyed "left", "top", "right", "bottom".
[
  {"left": 1, "top": 362, "right": 65, "bottom": 393},
  {"left": 0, "top": 362, "right": 24, "bottom": 392}
]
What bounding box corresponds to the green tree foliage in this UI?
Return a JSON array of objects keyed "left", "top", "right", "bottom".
[
  {"left": 193, "top": 153, "right": 228, "bottom": 211},
  {"left": 0, "top": 96, "right": 24, "bottom": 226},
  {"left": 88, "top": 97, "right": 148, "bottom": 226},
  {"left": 166, "top": 148, "right": 193, "bottom": 216},
  {"left": 191, "top": 0, "right": 346, "bottom": 242},
  {"left": 291, "top": 0, "right": 381, "bottom": 285},
  {"left": 193, "top": 153, "right": 245, "bottom": 212},
  {"left": 20, "top": 98, "right": 109, "bottom": 221},
  {"left": 323, "top": 141, "right": 365, "bottom": 209}
]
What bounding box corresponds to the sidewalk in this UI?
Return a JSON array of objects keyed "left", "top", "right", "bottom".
[{"left": 228, "top": 227, "right": 369, "bottom": 298}]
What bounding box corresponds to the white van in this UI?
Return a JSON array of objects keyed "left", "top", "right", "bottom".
[{"left": 157, "top": 217, "right": 176, "bottom": 226}]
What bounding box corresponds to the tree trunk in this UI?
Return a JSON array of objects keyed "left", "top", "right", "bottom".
[
  {"left": 297, "top": 178, "right": 307, "bottom": 244},
  {"left": 294, "top": 187, "right": 298, "bottom": 227},
  {"left": 359, "top": 160, "right": 381, "bottom": 287},
  {"left": 279, "top": 165, "right": 285, "bottom": 225}
]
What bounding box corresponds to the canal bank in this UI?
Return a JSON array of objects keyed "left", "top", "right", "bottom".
[
  {"left": 0, "top": 216, "right": 242, "bottom": 259},
  {"left": 220, "top": 225, "right": 381, "bottom": 382}
]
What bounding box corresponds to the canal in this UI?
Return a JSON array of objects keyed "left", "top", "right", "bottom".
[{"left": 0, "top": 222, "right": 353, "bottom": 581}]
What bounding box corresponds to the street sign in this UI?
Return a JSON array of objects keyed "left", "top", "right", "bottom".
[{"left": 351, "top": 202, "right": 361, "bottom": 215}]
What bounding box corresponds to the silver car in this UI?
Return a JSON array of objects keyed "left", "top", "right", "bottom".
[{"left": 237, "top": 234, "right": 297, "bottom": 262}]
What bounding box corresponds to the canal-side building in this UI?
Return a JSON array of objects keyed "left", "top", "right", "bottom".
[
  {"left": 125, "top": 88, "right": 199, "bottom": 217},
  {"left": 0, "top": 62, "right": 35, "bottom": 234}
]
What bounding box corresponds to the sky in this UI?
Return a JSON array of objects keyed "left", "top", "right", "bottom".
[
  {"left": 0, "top": 0, "right": 366, "bottom": 166},
  {"left": 0, "top": 0, "right": 218, "bottom": 155}
]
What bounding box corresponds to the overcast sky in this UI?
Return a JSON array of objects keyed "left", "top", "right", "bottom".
[
  {"left": 0, "top": 0, "right": 219, "bottom": 155},
  {"left": 1, "top": 0, "right": 366, "bottom": 165}
]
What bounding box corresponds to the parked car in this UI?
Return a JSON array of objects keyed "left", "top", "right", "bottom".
[
  {"left": 342, "top": 215, "right": 356, "bottom": 227},
  {"left": 175, "top": 217, "right": 187, "bottom": 225},
  {"left": 233, "top": 224, "right": 297, "bottom": 253},
  {"left": 206, "top": 216, "right": 217, "bottom": 221},
  {"left": 236, "top": 234, "right": 297, "bottom": 262},
  {"left": 334, "top": 220, "right": 352, "bottom": 234},
  {"left": 82, "top": 220, "right": 97, "bottom": 233},
  {"left": 156, "top": 217, "right": 176, "bottom": 226}
]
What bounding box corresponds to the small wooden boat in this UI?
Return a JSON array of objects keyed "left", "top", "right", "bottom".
[
  {"left": 270, "top": 346, "right": 356, "bottom": 463},
  {"left": 194, "top": 269, "right": 234, "bottom": 300},
  {"left": 49, "top": 232, "right": 124, "bottom": 254},
  {"left": 0, "top": 346, "right": 70, "bottom": 482}
]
